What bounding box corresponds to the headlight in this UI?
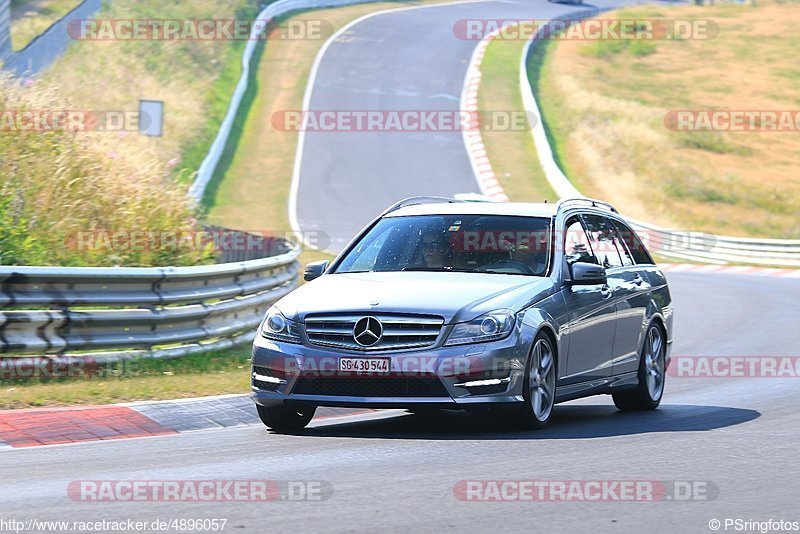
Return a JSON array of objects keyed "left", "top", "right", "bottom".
[
  {"left": 445, "top": 310, "right": 516, "bottom": 346},
  {"left": 260, "top": 306, "right": 301, "bottom": 343}
]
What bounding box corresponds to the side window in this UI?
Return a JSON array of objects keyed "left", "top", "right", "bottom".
[
  {"left": 614, "top": 226, "right": 635, "bottom": 267},
  {"left": 611, "top": 219, "right": 654, "bottom": 265},
  {"left": 582, "top": 214, "right": 624, "bottom": 269},
  {"left": 564, "top": 217, "right": 596, "bottom": 265}
]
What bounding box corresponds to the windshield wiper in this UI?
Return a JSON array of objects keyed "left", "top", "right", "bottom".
[
  {"left": 402, "top": 266, "right": 478, "bottom": 273},
  {"left": 403, "top": 267, "right": 534, "bottom": 276},
  {"left": 341, "top": 267, "right": 534, "bottom": 275}
]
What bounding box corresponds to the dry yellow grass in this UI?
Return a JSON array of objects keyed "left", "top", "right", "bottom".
[
  {"left": 2, "top": 0, "right": 263, "bottom": 266},
  {"left": 0, "top": 72, "right": 203, "bottom": 266},
  {"left": 535, "top": 2, "right": 800, "bottom": 238},
  {"left": 1, "top": 371, "right": 251, "bottom": 409},
  {"left": 0, "top": 347, "right": 252, "bottom": 409},
  {"left": 40, "top": 0, "right": 257, "bottom": 184}
]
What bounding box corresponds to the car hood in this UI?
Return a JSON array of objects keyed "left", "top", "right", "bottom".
[{"left": 274, "top": 271, "right": 556, "bottom": 324}]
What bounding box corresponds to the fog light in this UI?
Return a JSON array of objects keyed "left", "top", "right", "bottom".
[
  {"left": 454, "top": 377, "right": 510, "bottom": 388},
  {"left": 253, "top": 373, "right": 287, "bottom": 385}
]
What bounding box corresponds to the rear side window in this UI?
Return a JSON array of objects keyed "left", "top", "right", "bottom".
[
  {"left": 611, "top": 219, "right": 654, "bottom": 265},
  {"left": 614, "top": 228, "right": 635, "bottom": 267},
  {"left": 581, "top": 214, "right": 624, "bottom": 269}
]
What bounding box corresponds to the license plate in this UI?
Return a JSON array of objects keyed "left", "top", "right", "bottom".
[{"left": 339, "top": 357, "right": 390, "bottom": 373}]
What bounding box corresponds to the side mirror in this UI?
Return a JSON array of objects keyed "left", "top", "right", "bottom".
[
  {"left": 567, "top": 262, "right": 607, "bottom": 285},
  {"left": 303, "top": 260, "right": 330, "bottom": 282}
]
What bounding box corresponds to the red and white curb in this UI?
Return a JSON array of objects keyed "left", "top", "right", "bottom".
[
  {"left": 659, "top": 263, "right": 800, "bottom": 278},
  {"left": 0, "top": 394, "right": 375, "bottom": 448},
  {"left": 461, "top": 29, "right": 509, "bottom": 203}
]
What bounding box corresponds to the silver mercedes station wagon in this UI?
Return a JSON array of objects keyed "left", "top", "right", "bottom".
[{"left": 251, "top": 197, "right": 673, "bottom": 431}]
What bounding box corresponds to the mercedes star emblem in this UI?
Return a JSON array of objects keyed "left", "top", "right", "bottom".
[{"left": 353, "top": 316, "right": 383, "bottom": 347}]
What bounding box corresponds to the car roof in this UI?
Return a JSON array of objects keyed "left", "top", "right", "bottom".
[{"left": 385, "top": 202, "right": 558, "bottom": 218}]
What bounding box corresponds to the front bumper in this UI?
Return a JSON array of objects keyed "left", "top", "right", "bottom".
[{"left": 250, "top": 333, "right": 528, "bottom": 409}]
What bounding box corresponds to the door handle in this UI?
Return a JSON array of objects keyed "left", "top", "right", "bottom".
[{"left": 600, "top": 284, "right": 612, "bottom": 299}]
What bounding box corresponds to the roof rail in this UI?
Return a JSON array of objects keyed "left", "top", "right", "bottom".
[
  {"left": 453, "top": 193, "right": 499, "bottom": 203},
  {"left": 556, "top": 197, "right": 619, "bottom": 214},
  {"left": 381, "top": 196, "right": 463, "bottom": 216}
]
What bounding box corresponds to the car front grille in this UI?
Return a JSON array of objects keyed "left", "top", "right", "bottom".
[
  {"left": 304, "top": 313, "right": 444, "bottom": 351},
  {"left": 292, "top": 375, "right": 449, "bottom": 397}
]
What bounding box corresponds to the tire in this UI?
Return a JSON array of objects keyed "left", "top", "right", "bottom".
[
  {"left": 512, "top": 332, "right": 557, "bottom": 429},
  {"left": 613, "top": 322, "right": 666, "bottom": 411},
  {"left": 256, "top": 404, "right": 316, "bottom": 431}
]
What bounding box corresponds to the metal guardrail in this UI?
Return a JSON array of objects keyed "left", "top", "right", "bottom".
[
  {"left": 519, "top": 11, "right": 800, "bottom": 267},
  {"left": 0, "top": 0, "right": 11, "bottom": 60},
  {"left": 0, "top": 243, "right": 300, "bottom": 359}
]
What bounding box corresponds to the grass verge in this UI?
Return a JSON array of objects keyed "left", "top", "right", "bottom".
[
  {"left": 0, "top": 347, "right": 252, "bottom": 409},
  {"left": 478, "top": 35, "right": 556, "bottom": 202},
  {"left": 531, "top": 2, "right": 800, "bottom": 238}
]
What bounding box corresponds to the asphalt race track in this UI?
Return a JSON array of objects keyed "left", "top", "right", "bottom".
[
  {"left": 1, "top": 272, "right": 798, "bottom": 532},
  {"left": 294, "top": 0, "right": 636, "bottom": 252},
  {"left": 3, "top": 1, "right": 799, "bottom": 533}
]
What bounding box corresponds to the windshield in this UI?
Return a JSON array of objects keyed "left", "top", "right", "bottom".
[{"left": 335, "top": 214, "right": 552, "bottom": 276}]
